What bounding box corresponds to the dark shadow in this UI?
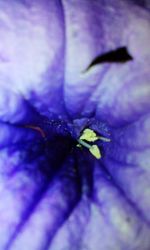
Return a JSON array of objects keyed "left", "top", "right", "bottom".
[{"left": 85, "top": 47, "right": 133, "bottom": 71}]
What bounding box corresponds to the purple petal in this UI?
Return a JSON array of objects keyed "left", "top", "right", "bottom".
[
  {"left": 0, "top": 1, "right": 150, "bottom": 250},
  {"left": 104, "top": 113, "right": 150, "bottom": 222},
  {"left": 0, "top": 0, "right": 66, "bottom": 121},
  {"left": 63, "top": 0, "right": 150, "bottom": 125}
]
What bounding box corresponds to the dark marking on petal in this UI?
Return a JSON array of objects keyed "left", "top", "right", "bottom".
[
  {"left": 25, "top": 125, "right": 46, "bottom": 138},
  {"left": 85, "top": 47, "right": 133, "bottom": 71}
]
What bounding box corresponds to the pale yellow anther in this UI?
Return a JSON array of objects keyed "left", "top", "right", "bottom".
[
  {"left": 79, "top": 128, "right": 99, "bottom": 142},
  {"left": 77, "top": 128, "right": 110, "bottom": 159},
  {"left": 89, "top": 145, "right": 101, "bottom": 159}
]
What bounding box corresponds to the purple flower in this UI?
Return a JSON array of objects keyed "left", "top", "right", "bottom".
[{"left": 0, "top": 0, "right": 150, "bottom": 249}]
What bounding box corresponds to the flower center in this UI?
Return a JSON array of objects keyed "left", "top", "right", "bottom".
[{"left": 24, "top": 117, "right": 111, "bottom": 160}]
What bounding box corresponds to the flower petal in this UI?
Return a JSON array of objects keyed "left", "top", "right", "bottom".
[
  {"left": 63, "top": 0, "right": 150, "bottom": 125},
  {"left": 0, "top": 129, "right": 78, "bottom": 249},
  {"left": 48, "top": 161, "right": 150, "bottom": 250},
  {"left": 0, "top": 0, "right": 66, "bottom": 122},
  {"left": 104, "top": 113, "right": 150, "bottom": 223}
]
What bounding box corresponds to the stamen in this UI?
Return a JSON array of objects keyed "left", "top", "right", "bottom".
[
  {"left": 79, "top": 128, "right": 111, "bottom": 143},
  {"left": 77, "top": 128, "right": 110, "bottom": 159},
  {"left": 89, "top": 145, "right": 101, "bottom": 159},
  {"left": 77, "top": 138, "right": 92, "bottom": 149},
  {"left": 98, "top": 136, "right": 111, "bottom": 142},
  {"left": 79, "top": 128, "right": 100, "bottom": 142},
  {"left": 77, "top": 139, "right": 101, "bottom": 159}
]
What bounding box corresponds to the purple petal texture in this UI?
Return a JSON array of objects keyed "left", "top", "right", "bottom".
[
  {"left": 0, "top": 1, "right": 150, "bottom": 250},
  {"left": 130, "top": 0, "right": 150, "bottom": 10},
  {"left": 0, "top": 0, "right": 66, "bottom": 122},
  {"left": 63, "top": 0, "right": 150, "bottom": 126},
  {"left": 104, "top": 113, "right": 150, "bottom": 222}
]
